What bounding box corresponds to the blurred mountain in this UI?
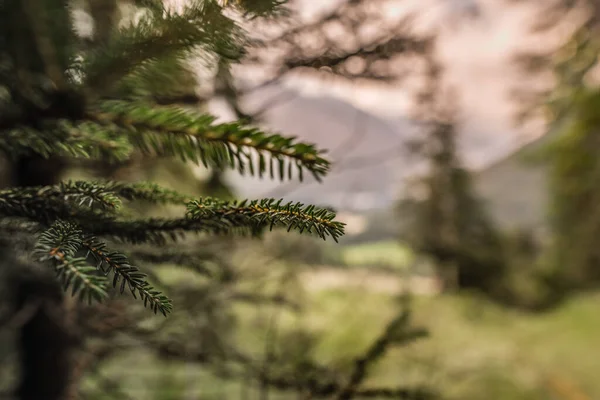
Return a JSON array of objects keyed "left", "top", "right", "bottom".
[
  {"left": 473, "top": 124, "right": 559, "bottom": 233},
  {"left": 213, "top": 84, "right": 553, "bottom": 241},
  {"left": 225, "top": 85, "right": 419, "bottom": 211}
]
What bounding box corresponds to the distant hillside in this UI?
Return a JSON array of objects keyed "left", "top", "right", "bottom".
[
  {"left": 225, "top": 85, "right": 417, "bottom": 211},
  {"left": 342, "top": 131, "right": 555, "bottom": 243},
  {"left": 214, "top": 83, "right": 557, "bottom": 237},
  {"left": 224, "top": 84, "right": 521, "bottom": 212},
  {"left": 473, "top": 132, "right": 551, "bottom": 231}
]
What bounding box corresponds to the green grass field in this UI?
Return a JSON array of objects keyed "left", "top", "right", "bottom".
[
  {"left": 86, "top": 240, "right": 600, "bottom": 400},
  {"left": 94, "top": 282, "right": 600, "bottom": 399},
  {"left": 235, "top": 279, "right": 600, "bottom": 399},
  {"left": 340, "top": 240, "right": 414, "bottom": 270}
]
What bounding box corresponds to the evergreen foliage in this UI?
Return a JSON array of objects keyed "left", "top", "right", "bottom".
[
  {"left": 401, "top": 55, "right": 558, "bottom": 310},
  {"left": 0, "top": 0, "right": 345, "bottom": 316},
  {"left": 541, "top": 28, "right": 600, "bottom": 291},
  {"left": 399, "top": 56, "right": 505, "bottom": 294}
]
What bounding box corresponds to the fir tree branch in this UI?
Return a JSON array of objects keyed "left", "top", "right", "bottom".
[
  {"left": 336, "top": 307, "right": 428, "bottom": 400},
  {"left": 60, "top": 180, "right": 190, "bottom": 208},
  {"left": 77, "top": 197, "right": 345, "bottom": 245},
  {"left": 1, "top": 103, "right": 332, "bottom": 182},
  {"left": 82, "top": 0, "right": 243, "bottom": 94},
  {"left": 106, "top": 181, "right": 191, "bottom": 205},
  {"left": 114, "top": 58, "right": 200, "bottom": 103},
  {"left": 87, "top": 100, "right": 331, "bottom": 181},
  {"left": 58, "top": 181, "right": 123, "bottom": 211},
  {"left": 186, "top": 198, "right": 345, "bottom": 242},
  {"left": 0, "top": 183, "right": 344, "bottom": 250},
  {"left": 33, "top": 221, "right": 108, "bottom": 303},
  {"left": 0, "top": 182, "right": 122, "bottom": 221},
  {"left": 0, "top": 181, "right": 190, "bottom": 225},
  {"left": 0, "top": 122, "right": 133, "bottom": 161},
  {"left": 0, "top": 184, "right": 92, "bottom": 222},
  {"left": 82, "top": 236, "right": 173, "bottom": 316}
]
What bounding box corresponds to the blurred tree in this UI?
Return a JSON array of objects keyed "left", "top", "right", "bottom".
[
  {"left": 396, "top": 48, "right": 564, "bottom": 310},
  {"left": 235, "top": 0, "right": 526, "bottom": 301},
  {"left": 510, "top": 0, "right": 600, "bottom": 297},
  {"left": 397, "top": 53, "right": 505, "bottom": 294}
]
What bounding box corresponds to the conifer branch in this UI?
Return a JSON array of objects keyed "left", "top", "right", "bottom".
[
  {"left": 87, "top": 100, "right": 330, "bottom": 181},
  {"left": 336, "top": 307, "right": 428, "bottom": 400},
  {"left": 0, "top": 181, "right": 190, "bottom": 224},
  {"left": 106, "top": 181, "right": 191, "bottom": 205},
  {"left": 0, "top": 122, "right": 133, "bottom": 162},
  {"left": 0, "top": 182, "right": 119, "bottom": 221},
  {"left": 186, "top": 198, "right": 345, "bottom": 242},
  {"left": 82, "top": 1, "right": 243, "bottom": 94},
  {"left": 0, "top": 184, "right": 93, "bottom": 222},
  {"left": 83, "top": 236, "right": 173, "bottom": 316},
  {"left": 33, "top": 221, "right": 108, "bottom": 303},
  {"left": 1, "top": 104, "right": 332, "bottom": 182},
  {"left": 60, "top": 180, "right": 189, "bottom": 208},
  {"left": 0, "top": 0, "right": 347, "bottom": 321},
  {"left": 113, "top": 58, "right": 200, "bottom": 103}
]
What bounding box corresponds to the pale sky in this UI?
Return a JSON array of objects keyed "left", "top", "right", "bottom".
[
  {"left": 275, "top": 0, "right": 573, "bottom": 168},
  {"left": 202, "top": 0, "right": 581, "bottom": 207}
]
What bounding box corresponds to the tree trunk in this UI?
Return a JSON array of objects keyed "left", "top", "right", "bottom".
[{"left": 14, "top": 270, "right": 74, "bottom": 400}]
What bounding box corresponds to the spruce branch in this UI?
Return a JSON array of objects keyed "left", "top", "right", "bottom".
[
  {"left": 60, "top": 180, "right": 190, "bottom": 208},
  {"left": 336, "top": 304, "right": 428, "bottom": 400},
  {"left": 58, "top": 181, "right": 123, "bottom": 211},
  {"left": 0, "top": 182, "right": 121, "bottom": 222},
  {"left": 0, "top": 180, "right": 190, "bottom": 225},
  {"left": 113, "top": 57, "right": 200, "bottom": 102},
  {"left": 33, "top": 220, "right": 108, "bottom": 303},
  {"left": 0, "top": 122, "right": 133, "bottom": 162},
  {"left": 82, "top": 0, "right": 243, "bottom": 94},
  {"left": 106, "top": 181, "right": 191, "bottom": 205},
  {"left": 87, "top": 100, "right": 330, "bottom": 181},
  {"left": 84, "top": 194, "right": 347, "bottom": 245},
  {"left": 186, "top": 198, "right": 346, "bottom": 241},
  {"left": 0, "top": 184, "right": 95, "bottom": 222},
  {"left": 83, "top": 236, "right": 173, "bottom": 316}
]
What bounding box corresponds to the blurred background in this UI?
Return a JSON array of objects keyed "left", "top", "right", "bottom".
[{"left": 3, "top": 0, "right": 600, "bottom": 399}]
